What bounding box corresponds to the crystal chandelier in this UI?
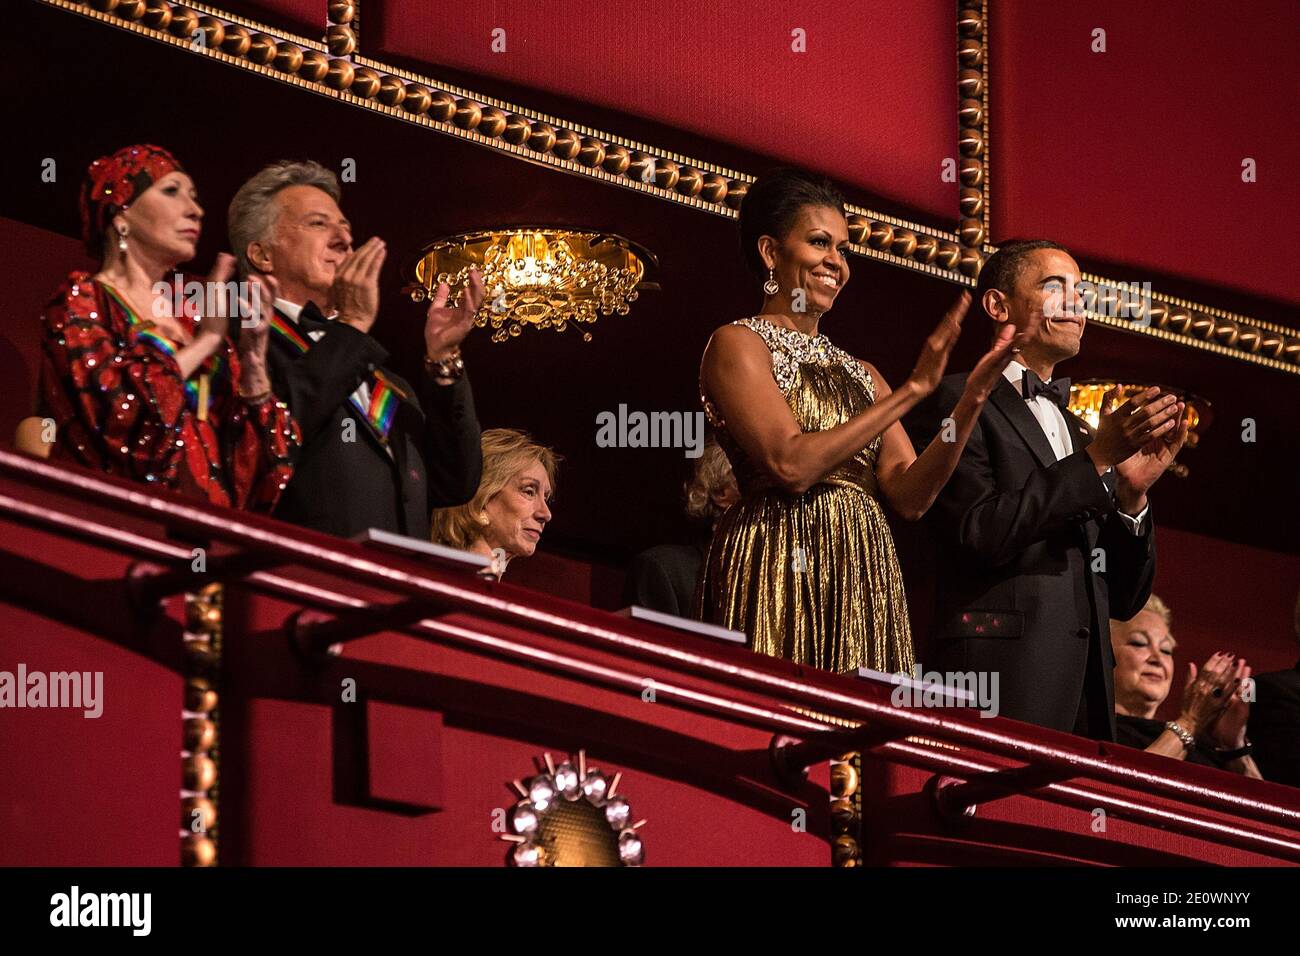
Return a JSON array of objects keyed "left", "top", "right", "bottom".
[{"left": 404, "top": 228, "right": 656, "bottom": 343}]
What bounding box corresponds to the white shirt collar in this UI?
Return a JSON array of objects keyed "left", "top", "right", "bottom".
[
  {"left": 274, "top": 298, "right": 304, "bottom": 323},
  {"left": 273, "top": 298, "right": 337, "bottom": 323},
  {"left": 1003, "top": 358, "right": 1030, "bottom": 395}
]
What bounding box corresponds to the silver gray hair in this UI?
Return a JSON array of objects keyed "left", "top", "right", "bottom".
[{"left": 227, "top": 160, "right": 341, "bottom": 277}]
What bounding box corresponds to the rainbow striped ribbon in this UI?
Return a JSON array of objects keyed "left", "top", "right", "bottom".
[
  {"left": 102, "top": 284, "right": 224, "bottom": 416},
  {"left": 269, "top": 310, "right": 405, "bottom": 442}
]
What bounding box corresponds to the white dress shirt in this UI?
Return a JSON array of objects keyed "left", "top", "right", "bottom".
[{"left": 1002, "top": 360, "right": 1148, "bottom": 533}]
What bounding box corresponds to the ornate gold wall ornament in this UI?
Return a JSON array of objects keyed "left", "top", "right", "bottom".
[
  {"left": 829, "top": 753, "right": 862, "bottom": 867},
  {"left": 499, "top": 751, "right": 645, "bottom": 866},
  {"left": 404, "top": 227, "right": 657, "bottom": 343}
]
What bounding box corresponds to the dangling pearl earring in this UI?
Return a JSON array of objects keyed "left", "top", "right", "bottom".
[
  {"left": 763, "top": 268, "right": 779, "bottom": 296},
  {"left": 116, "top": 225, "right": 129, "bottom": 254}
]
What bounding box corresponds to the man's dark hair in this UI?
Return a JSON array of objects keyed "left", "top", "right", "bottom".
[
  {"left": 975, "top": 239, "right": 1069, "bottom": 316},
  {"left": 739, "top": 168, "right": 846, "bottom": 278}
]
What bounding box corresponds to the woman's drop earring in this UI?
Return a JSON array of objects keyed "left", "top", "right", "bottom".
[
  {"left": 116, "top": 225, "right": 129, "bottom": 254},
  {"left": 763, "top": 268, "right": 779, "bottom": 296}
]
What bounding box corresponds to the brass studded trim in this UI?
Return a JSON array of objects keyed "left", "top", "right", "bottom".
[
  {"left": 39, "top": 0, "right": 1300, "bottom": 374},
  {"left": 1073, "top": 271, "right": 1300, "bottom": 375},
  {"left": 180, "top": 583, "right": 221, "bottom": 867},
  {"left": 830, "top": 753, "right": 862, "bottom": 867},
  {"left": 956, "top": 0, "right": 989, "bottom": 261}
]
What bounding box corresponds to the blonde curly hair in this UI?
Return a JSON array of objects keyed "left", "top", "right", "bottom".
[
  {"left": 430, "top": 428, "right": 560, "bottom": 551},
  {"left": 684, "top": 439, "right": 737, "bottom": 522}
]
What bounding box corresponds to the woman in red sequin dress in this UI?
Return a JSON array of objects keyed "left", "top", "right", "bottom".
[{"left": 38, "top": 144, "right": 299, "bottom": 510}]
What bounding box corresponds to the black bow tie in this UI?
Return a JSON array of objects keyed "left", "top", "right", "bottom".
[
  {"left": 1022, "top": 370, "right": 1070, "bottom": 409},
  {"left": 298, "top": 300, "right": 329, "bottom": 329}
]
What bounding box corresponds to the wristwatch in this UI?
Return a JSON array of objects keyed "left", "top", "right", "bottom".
[{"left": 425, "top": 347, "right": 464, "bottom": 381}]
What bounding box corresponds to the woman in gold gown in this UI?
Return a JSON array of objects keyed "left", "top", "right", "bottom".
[{"left": 697, "top": 169, "right": 1026, "bottom": 674}]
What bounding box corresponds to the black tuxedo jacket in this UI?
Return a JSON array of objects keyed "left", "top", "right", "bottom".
[
  {"left": 623, "top": 542, "right": 707, "bottom": 618},
  {"left": 1249, "top": 662, "right": 1300, "bottom": 787},
  {"left": 904, "top": 373, "right": 1156, "bottom": 741},
  {"left": 266, "top": 303, "right": 481, "bottom": 539}
]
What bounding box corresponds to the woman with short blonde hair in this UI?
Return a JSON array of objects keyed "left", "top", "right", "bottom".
[{"left": 431, "top": 428, "right": 559, "bottom": 573}]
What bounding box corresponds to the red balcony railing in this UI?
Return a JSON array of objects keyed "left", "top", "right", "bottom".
[{"left": 1, "top": 448, "right": 1297, "bottom": 867}]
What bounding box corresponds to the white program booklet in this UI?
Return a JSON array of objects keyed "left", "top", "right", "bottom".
[
  {"left": 616, "top": 606, "right": 749, "bottom": 645},
  {"left": 855, "top": 666, "right": 978, "bottom": 705},
  {"left": 353, "top": 528, "right": 492, "bottom": 572}
]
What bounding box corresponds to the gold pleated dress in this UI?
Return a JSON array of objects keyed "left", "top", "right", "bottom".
[{"left": 697, "top": 318, "right": 913, "bottom": 675}]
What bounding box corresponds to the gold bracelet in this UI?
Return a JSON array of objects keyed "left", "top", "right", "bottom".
[
  {"left": 425, "top": 347, "right": 465, "bottom": 381},
  {"left": 239, "top": 388, "right": 273, "bottom": 404},
  {"left": 1165, "top": 720, "right": 1196, "bottom": 750}
]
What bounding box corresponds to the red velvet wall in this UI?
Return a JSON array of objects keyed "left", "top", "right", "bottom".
[
  {"left": 1150, "top": 526, "right": 1300, "bottom": 722},
  {"left": 990, "top": 0, "right": 1300, "bottom": 306},
  {"left": 372, "top": 0, "right": 958, "bottom": 222},
  {"left": 0, "top": 217, "right": 91, "bottom": 440}
]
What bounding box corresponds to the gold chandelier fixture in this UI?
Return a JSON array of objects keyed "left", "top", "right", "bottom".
[
  {"left": 1067, "top": 380, "right": 1212, "bottom": 477},
  {"left": 405, "top": 228, "right": 656, "bottom": 343}
]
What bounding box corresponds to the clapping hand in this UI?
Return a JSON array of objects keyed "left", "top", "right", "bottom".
[
  {"left": 1114, "top": 396, "right": 1190, "bottom": 504},
  {"left": 424, "top": 267, "right": 485, "bottom": 360},
  {"left": 194, "top": 252, "right": 236, "bottom": 345},
  {"left": 1205, "top": 656, "right": 1253, "bottom": 751},
  {"left": 238, "top": 272, "right": 280, "bottom": 363},
  {"left": 334, "top": 237, "right": 386, "bottom": 333},
  {"left": 905, "top": 291, "right": 972, "bottom": 398},
  {"left": 1175, "top": 651, "right": 1240, "bottom": 739},
  {"left": 962, "top": 304, "right": 1043, "bottom": 403}
]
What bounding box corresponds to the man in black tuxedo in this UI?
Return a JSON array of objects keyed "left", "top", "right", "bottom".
[
  {"left": 1248, "top": 590, "right": 1300, "bottom": 787},
  {"left": 905, "top": 240, "right": 1189, "bottom": 740},
  {"left": 228, "top": 161, "right": 482, "bottom": 539}
]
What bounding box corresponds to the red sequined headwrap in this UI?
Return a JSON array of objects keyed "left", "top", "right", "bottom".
[{"left": 79, "top": 144, "right": 185, "bottom": 255}]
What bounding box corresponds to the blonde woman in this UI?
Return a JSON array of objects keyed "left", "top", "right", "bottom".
[
  {"left": 430, "top": 428, "right": 559, "bottom": 577},
  {"left": 1111, "top": 595, "right": 1262, "bottom": 778}
]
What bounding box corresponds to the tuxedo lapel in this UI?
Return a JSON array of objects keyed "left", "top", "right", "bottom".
[
  {"left": 1065, "top": 409, "right": 1117, "bottom": 496},
  {"left": 989, "top": 377, "right": 1057, "bottom": 468},
  {"left": 1064, "top": 408, "right": 1092, "bottom": 455},
  {"left": 269, "top": 304, "right": 401, "bottom": 458},
  {"left": 382, "top": 369, "right": 423, "bottom": 423}
]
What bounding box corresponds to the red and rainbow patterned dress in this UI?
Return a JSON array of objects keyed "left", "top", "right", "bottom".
[{"left": 38, "top": 271, "right": 301, "bottom": 511}]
